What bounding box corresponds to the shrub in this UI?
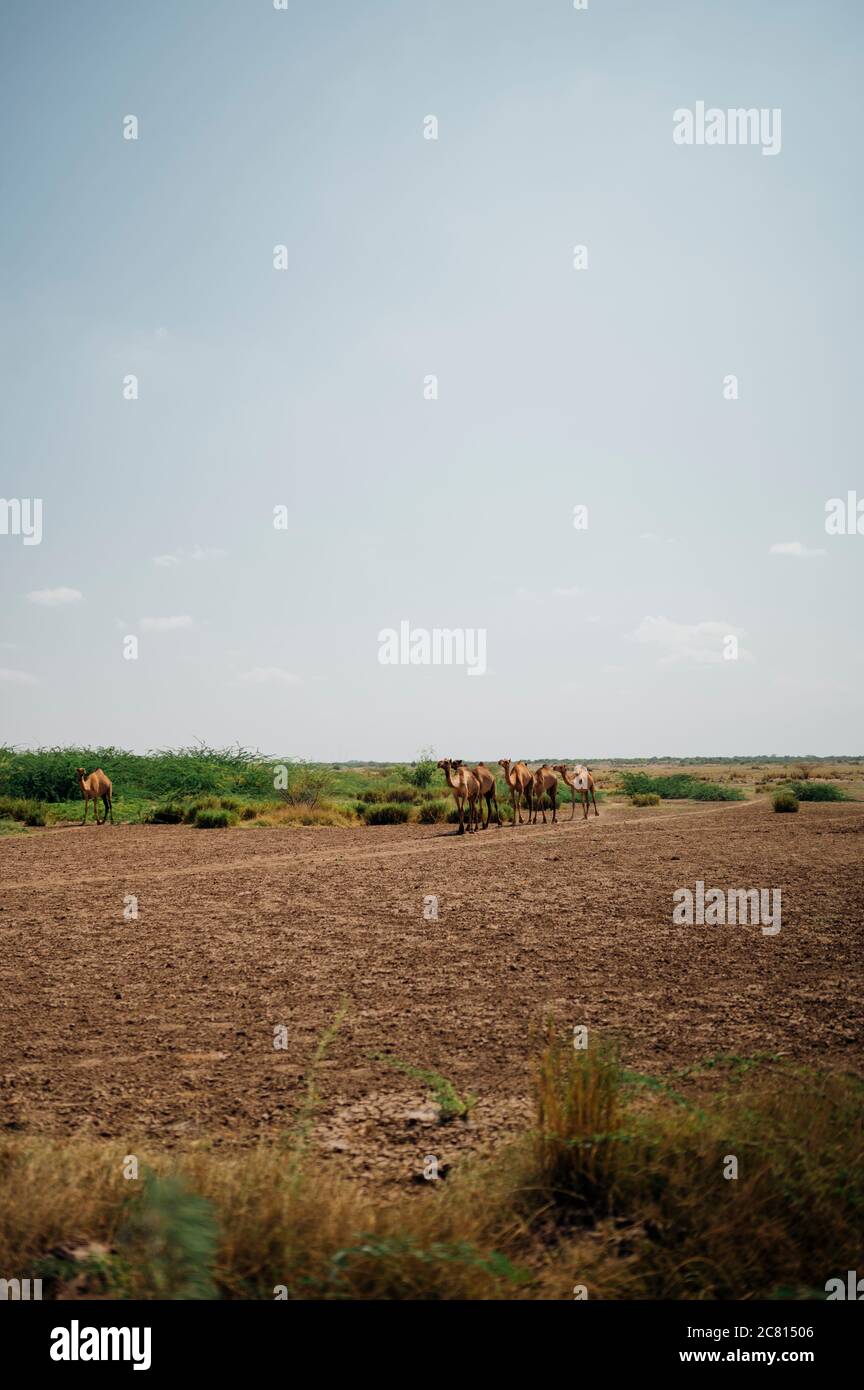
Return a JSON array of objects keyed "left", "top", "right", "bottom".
[
  {"left": 275, "top": 761, "right": 333, "bottom": 808},
  {"left": 194, "top": 809, "right": 236, "bottom": 829},
  {"left": 631, "top": 792, "right": 660, "bottom": 807},
  {"left": 772, "top": 792, "right": 799, "bottom": 814},
  {"left": 364, "top": 803, "right": 410, "bottom": 826},
  {"left": 385, "top": 785, "right": 417, "bottom": 803},
  {"left": 788, "top": 782, "right": 847, "bottom": 802},
  {"left": 358, "top": 789, "right": 387, "bottom": 804},
  {"left": 418, "top": 801, "right": 448, "bottom": 824},
  {"left": 619, "top": 773, "right": 744, "bottom": 802},
  {"left": 407, "top": 748, "right": 437, "bottom": 789}
]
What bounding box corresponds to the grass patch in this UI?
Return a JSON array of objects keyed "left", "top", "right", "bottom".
[
  {"left": 0, "top": 1036, "right": 860, "bottom": 1299},
  {"left": 0, "top": 796, "right": 46, "bottom": 826},
  {"left": 194, "top": 809, "right": 237, "bottom": 829},
  {"left": 363, "top": 803, "right": 411, "bottom": 825},
  {"left": 630, "top": 792, "right": 661, "bottom": 807},
  {"left": 772, "top": 791, "right": 799, "bottom": 814}
]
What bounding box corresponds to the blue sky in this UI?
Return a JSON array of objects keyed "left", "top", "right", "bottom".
[{"left": 1, "top": 0, "right": 861, "bottom": 758}]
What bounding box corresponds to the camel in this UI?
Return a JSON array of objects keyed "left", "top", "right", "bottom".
[
  {"left": 552, "top": 764, "right": 599, "bottom": 820},
  {"left": 76, "top": 767, "right": 113, "bottom": 825},
  {"left": 437, "top": 758, "right": 480, "bottom": 834},
  {"left": 498, "top": 759, "right": 534, "bottom": 825},
  {"left": 530, "top": 765, "right": 559, "bottom": 825},
  {"left": 471, "top": 762, "right": 502, "bottom": 829}
]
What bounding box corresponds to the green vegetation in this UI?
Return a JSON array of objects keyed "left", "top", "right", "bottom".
[
  {"left": 787, "top": 781, "right": 848, "bottom": 802},
  {"left": 2, "top": 748, "right": 859, "bottom": 830},
  {"left": 194, "top": 809, "right": 237, "bottom": 829},
  {"left": 0, "top": 744, "right": 275, "bottom": 803},
  {"left": 363, "top": 803, "right": 411, "bottom": 825},
  {"left": 2, "top": 1035, "right": 860, "bottom": 1300},
  {"left": 630, "top": 792, "right": 661, "bottom": 807},
  {"left": 619, "top": 773, "right": 745, "bottom": 801},
  {"left": 0, "top": 795, "right": 46, "bottom": 826},
  {"left": 772, "top": 791, "right": 800, "bottom": 814},
  {"left": 373, "top": 1055, "right": 477, "bottom": 1120}
]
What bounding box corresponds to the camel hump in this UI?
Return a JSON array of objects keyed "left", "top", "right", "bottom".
[{"left": 573, "top": 766, "right": 589, "bottom": 788}]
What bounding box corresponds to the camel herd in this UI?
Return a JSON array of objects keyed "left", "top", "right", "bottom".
[
  {"left": 437, "top": 759, "right": 599, "bottom": 834},
  {"left": 72, "top": 760, "right": 597, "bottom": 836}
]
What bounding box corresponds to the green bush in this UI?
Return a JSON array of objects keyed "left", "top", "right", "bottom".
[
  {"left": 194, "top": 808, "right": 237, "bottom": 829},
  {"left": 385, "top": 786, "right": 417, "bottom": 803},
  {"left": 631, "top": 792, "right": 661, "bottom": 807},
  {"left": 364, "top": 803, "right": 411, "bottom": 825},
  {"left": 0, "top": 743, "right": 274, "bottom": 803},
  {"left": 407, "top": 747, "right": 437, "bottom": 789},
  {"left": 787, "top": 782, "right": 847, "bottom": 802},
  {"left": 418, "top": 801, "right": 448, "bottom": 824},
  {"left": 772, "top": 792, "right": 799, "bottom": 814},
  {"left": 620, "top": 773, "right": 744, "bottom": 802}
]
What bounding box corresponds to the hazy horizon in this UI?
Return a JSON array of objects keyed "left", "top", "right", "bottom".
[{"left": 2, "top": 1, "right": 861, "bottom": 760}]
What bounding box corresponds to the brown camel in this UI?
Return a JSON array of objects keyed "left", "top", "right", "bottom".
[
  {"left": 553, "top": 764, "right": 599, "bottom": 820},
  {"left": 471, "top": 762, "right": 502, "bottom": 828},
  {"left": 530, "top": 765, "right": 559, "bottom": 825},
  {"left": 76, "top": 767, "right": 113, "bottom": 825},
  {"left": 437, "top": 758, "right": 480, "bottom": 834},
  {"left": 498, "top": 759, "right": 534, "bottom": 825}
]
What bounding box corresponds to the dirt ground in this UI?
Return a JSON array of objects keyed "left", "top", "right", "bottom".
[{"left": 1, "top": 799, "right": 862, "bottom": 1190}]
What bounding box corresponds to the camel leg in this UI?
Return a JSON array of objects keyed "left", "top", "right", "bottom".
[
  {"left": 591, "top": 785, "right": 599, "bottom": 817},
  {"left": 108, "top": 794, "right": 114, "bottom": 823},
  {"left": 551, "top": 788, "right": 557, "bottom": 824},
  {"left": 457, "top": 797, "right": 465, "bottom": 834},
  {"left": 81, "top": 796, "right": 89, "bottom": 825},
  {"left": 494, "top": 791, "right": 502, "bottom": 826}
]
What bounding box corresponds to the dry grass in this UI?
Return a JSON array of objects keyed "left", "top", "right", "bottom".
[{"left": 1, "top": 1037, "right": 860, "bottom": 1300}]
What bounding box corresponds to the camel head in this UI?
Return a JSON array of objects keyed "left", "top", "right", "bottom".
[
  {"left": 552, "top": 764, "right": 570, "bottom": 780},
  {"left": 76, "top": 767, "right": 87, "bottom": 779},
  {"left": 498, "top": 758, "right": 511, "bottom": 771}
]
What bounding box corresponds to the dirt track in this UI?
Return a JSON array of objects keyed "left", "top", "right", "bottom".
[{"left": 1, "top": 800, "right": 862, "bottom": 1189}]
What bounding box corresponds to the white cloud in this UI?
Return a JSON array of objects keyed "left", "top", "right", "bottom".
[
  {"left": 551, "top": 586, "right": 584, "bottom": 598},
  {"left": 140, "top": 615, "right": 193, "bottom": 632},
  {"left": 153, "top": 554, "right": 181, "bottom": 567},
  {"left": 769, "top": 541, "right": 826, "bottom": 558},
  {"left": 0, "top": 667, "right": 38, "bottom": 685},
  {"left": 235, "top": 667, "right": 301, "bottom": 687},
  {"left": 26, "top": 587, "right": 83, "bottom": 607},
  {"left": 631, "top": 616, "right": 747, "bottom": 665}
]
